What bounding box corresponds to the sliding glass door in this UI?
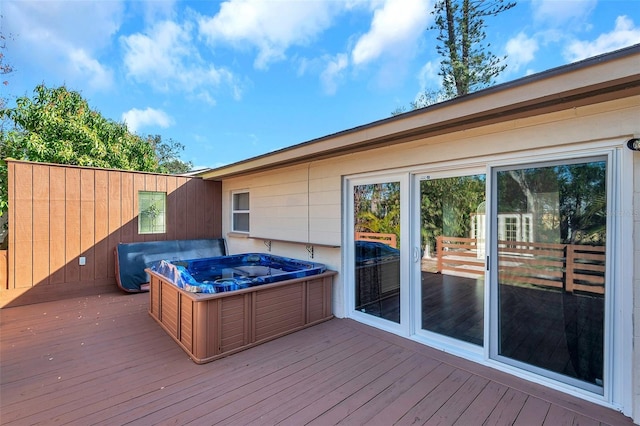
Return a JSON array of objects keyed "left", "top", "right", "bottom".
[
  {"left": 491, "top": 157, "right": 608, "bottom": 393},
  {"left": 417, "top": 172, "right": 486, "bottom": 346},
  {"left": 347, "top": 153, "right": 613, "bottom": 396},
  {"left": 352, "top": 180, "right": 402, "bottom": 324}
]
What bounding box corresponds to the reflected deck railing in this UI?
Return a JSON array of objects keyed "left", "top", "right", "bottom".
[
  {"left": 435, "top": 236, "right": 605, "bottom": 295},
  {"left": 355, "top": 232, "right": 397, "bottom": 248}
]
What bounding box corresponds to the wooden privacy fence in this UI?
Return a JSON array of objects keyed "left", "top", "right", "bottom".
[
  {"left": 0, "top": 250, "right": 7, "bottom": 290},
  {"left": 436, "top": 236, "right": 605, "bottom": 295},
  {"left": 2, "top": 160, "right": 222, "bottom": 307},
  {"left": 355, "top": 232, "right": 397, "bottom": 248}
]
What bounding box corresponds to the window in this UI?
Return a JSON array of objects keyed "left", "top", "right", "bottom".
[
  {"left": 491, "top": 157, "right": 608, "bottom": 393},
  {"left": 138, "top": 191, "right": 166, "bottom": 234},
  {"left": 232, "top": 191, "right": 250, "bottom": 233},
  {"left": 418, "top": 173, "right": 486, "bottom": 345}
]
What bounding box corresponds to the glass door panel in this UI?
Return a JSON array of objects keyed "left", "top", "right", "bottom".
[
  {"left": 353, "top": 182, "right": 401, "bottom": 323},
  {"left": 419, "top": 174, "right": 486, "bottom": 345},
  {"left": 493, "top": 158, "right": 607, "bottom": 392}
]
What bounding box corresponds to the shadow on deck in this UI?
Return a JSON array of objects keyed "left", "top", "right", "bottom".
[{"left": 0, "top": 291, "right": 632, "bottom": 425}]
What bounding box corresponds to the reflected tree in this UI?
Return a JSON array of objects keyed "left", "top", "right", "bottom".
[{"left": 354, "top": 182, "right": 401, "bottom": 244}]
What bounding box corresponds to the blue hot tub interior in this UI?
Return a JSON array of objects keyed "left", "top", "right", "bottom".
[{"left": 151, "top": 253, "right": 326, "bottom": 293}]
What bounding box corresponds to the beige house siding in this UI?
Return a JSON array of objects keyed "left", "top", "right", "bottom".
[
  {"left": 218, "top": 94, "right": 639, "bottom": 420},
  {"left": 222, "top": 95, "right": 638, "bottom": 250}
]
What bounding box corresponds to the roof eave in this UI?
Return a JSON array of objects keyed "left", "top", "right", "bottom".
[{"left": 201, "top": 44, "right": 640, "bottom": 181}]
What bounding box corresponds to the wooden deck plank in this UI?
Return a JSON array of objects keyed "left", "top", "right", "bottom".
[
  {"left": 326, "top": 353, "right": 440, "bottom": 425},
  {"left": 201, "top": 341, "right": 405, "bottom": 425},
  {"left": 115, "top": 331, "right": 387, "bottom": 425},
  {"left": 65, "top": 321, "right": 356, "bottom": 425},
  {"left": 453, "top": 380, "right": 509, "bottom": 425},
  {"left": 225, "top": 346, "right": 424, "bottom": 425},
  {"left": 483, "top": 388, "right": 529, "bottom": 426},
  {"left": 423, "top": 374, "right": 490, "bottom": 425},
  {"left": 513, "top": 396, "right": 551, "bottom": 425},
  {"left": 286, "top": 346, "right": 414, "bottom": 425},
  {"left": 345, "top": 362, "right": 456, "bottom": 425},
  {"left": 543, "top": 404, "right": 600, "bottom": 426},
  {"left": 395, "top": 368, "right": 473, "bottom": 425},
  {"left": 0, "top": 292, "right": 634, "bottom": 426}
]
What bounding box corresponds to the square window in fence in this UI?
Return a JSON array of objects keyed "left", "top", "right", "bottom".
[{"left": 139, "top": 191, "right": 166, "bottom": 234}]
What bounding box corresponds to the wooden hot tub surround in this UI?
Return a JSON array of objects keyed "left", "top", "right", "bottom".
[{"left": 146, "top": 268, "right": 336, "bottom": 364}]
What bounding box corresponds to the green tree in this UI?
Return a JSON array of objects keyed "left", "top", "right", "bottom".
[
  {"left": 0, "top": 84, "right": 158, "bottom": 218},
  {"left": 354, "top": 182, "right": 401, "bottom": 245},
  {"left": 147, "top": 134, "right": 193, "bottom": 174},
  {"left": 420, "top": 175, "right": 485, "bottom": 254},
  {"left": 1, "top": 20, "right": 15, "bottom": 111},
  {"left": 434, "top": 0, "right": 515, "bottom": 98},
  {"left": 392, "top": 0, "right": 515, "bottom": 115}
]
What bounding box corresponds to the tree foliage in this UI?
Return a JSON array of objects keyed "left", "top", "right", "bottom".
[
  {"left": 433, "top": 0, "right": 515, "bottom": 98},
  {"left": 0, "top": 84, "right": 192, "bottom": 218},
  {"left": 391, "top": 90, "right": 450, "bottom": 116},
  {"left": 1, "top": 20, "right": 15, "bottom": 111},
  {"left": 392, "top": 0, "right": 515, "bottom": 115},
  {"left": 354, "top": 182, "right": 401, "bottom": 245},
  {"left": 147, "top": 134, "right": 193, "bottom": 174},
  {"left": 420, "top": 175, "right": 485, "bottom": 253}
]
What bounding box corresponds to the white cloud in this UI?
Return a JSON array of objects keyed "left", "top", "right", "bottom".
[
  {"left": 68, "top": 49, "right": 114, "bottom": 90},
  {"left": 121, "top": 20, "right": 241, "bottom": 103},
  {"left": 505, "top": 32, "right": 539, "bottom": 72},
  {"left": 351, "top": 0, "right": 432, "bottom": 66},
  {"left": 320, "top": 53, "right": 349, "bottom": 95},
  {"left": 531, "top": 0, "right": 596, "bottom": 28},
  {"left": 5, "top": 0, "right": 123, "bottom": 50},
  {"left": 417, "top": 61, "right": 440, "bottom": 92},
  {"left": 411, "top": 60, "right": 448, "bottom": 107},
  {"left": 564, "top": 16, "right": 640, "bottom": 62},
  {"left": 198, "top": 0, "right": 340, "bottom": 69},
  {"left": 122, "top": 107, "right": 174, "bottom": 133},
  {"left": 4, "top": 0, "right": 122, "bottom": 90}
]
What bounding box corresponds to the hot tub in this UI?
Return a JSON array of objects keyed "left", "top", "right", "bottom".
[
  {"left": 150, "top": 253, "right": 327, "bottom": 293},
  {"left": 146, "top": 253, "right": 335, "bottom": 364}
]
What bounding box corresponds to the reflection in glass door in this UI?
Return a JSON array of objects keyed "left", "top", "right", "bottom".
[
  {"left": 419, "top": 174, "right": 486, "bottom": 345},
  {"left": 353, "top": 182, "right": 401, "bottom": 323},
  {"left": 493, "top": 158, "right": 607, "bottom": 392}
]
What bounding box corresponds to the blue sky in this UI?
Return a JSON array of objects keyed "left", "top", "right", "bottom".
[{"left": 3, "top": 0, "right": 640, "bottom": 170}]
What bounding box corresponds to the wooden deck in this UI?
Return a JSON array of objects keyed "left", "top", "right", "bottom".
[{"left": 0, "top": 291, "right": 633, "bottom": 425}]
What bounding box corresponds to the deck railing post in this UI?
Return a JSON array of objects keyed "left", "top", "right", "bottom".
[
  {"left": 436, "top": 236, "right": 443, "bottom": 273},
  {"left": 565, "top": 244, "right": 574, "bottom": 293}
]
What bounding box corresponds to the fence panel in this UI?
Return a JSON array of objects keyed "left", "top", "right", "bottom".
[{"left": 435, "top": 236, "right": 605, "bottom": 295}]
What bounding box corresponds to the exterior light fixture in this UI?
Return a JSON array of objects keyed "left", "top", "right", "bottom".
[{"left": 627, "top": 138, "right": 640, "bottom": 151}]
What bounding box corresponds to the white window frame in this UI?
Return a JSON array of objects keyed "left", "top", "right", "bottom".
[
  {"left": 484, "top": 144, "right": 631, "bottom": 410},
  {"left": 231, "top": 190, "right": 250, "bottom": 233},
  {"left": 340, "top": 139, "right": 633, "bottom": 414},
  {"left": 138, "top": 191, "right": 166, "bottom": 235}
]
